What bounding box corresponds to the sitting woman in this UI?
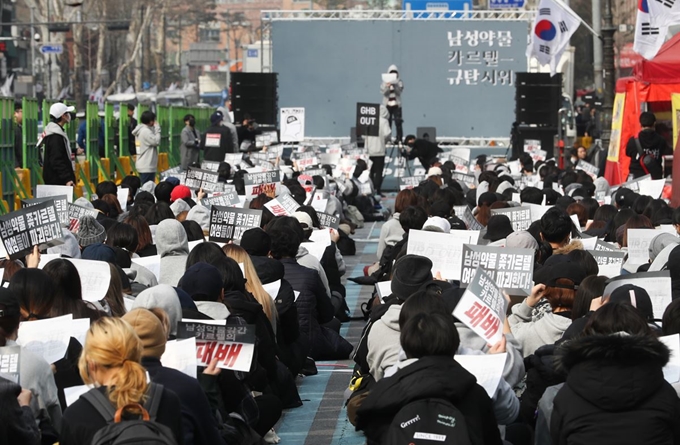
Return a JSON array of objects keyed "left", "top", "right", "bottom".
[{"left": 60, "top": 317, "right": 183, "bottom": 445}]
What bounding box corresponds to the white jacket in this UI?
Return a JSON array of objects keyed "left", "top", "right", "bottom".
[{"left": 365, "top": 105, "right": 391, "bottom": 157}]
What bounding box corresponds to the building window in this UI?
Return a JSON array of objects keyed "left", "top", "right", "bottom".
[{"left": 199, "top": 22, "right": 221, "bottom": 42}]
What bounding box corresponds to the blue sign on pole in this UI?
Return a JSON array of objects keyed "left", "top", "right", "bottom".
[
  {"left": 247, "top": 49, "right": 258, "bottom": 58},
  {"left": 40, "top": 44, "right": 63, "bottom": 55},
  {"left": 489, "top": 0, "right": 525, "bottom": 8}
]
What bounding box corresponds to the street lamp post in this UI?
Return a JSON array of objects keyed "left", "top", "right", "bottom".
[{"left": 600, "top": 0, "right": 616, "bottom": 153}]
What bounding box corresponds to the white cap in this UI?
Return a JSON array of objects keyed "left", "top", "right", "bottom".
[
  {"left": 292, "top": 211, "right": 314, "bottom": 229},
  {"left": 423, "top": 216, "right": 451, "bottom": 233},
  {"left": 50, "top": 102, "right": 75, "bottom": 119},
  {"left": 426, "top": 166, "right": 443, "bottom": 178}
]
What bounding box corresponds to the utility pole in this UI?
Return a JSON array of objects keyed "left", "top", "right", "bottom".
[
  {"left": 592, "top": 0, "right": 603, "bottom": 91},
  {"left": 30, "top": 7, "right": 36, "bottom": 78},
  {"left": 600, "top": 0, "right": 616, "bottom": 153}
]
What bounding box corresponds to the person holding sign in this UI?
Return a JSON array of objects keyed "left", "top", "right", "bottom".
[
  {"left": 380, "top": 65, "right": 404, "bottom": 144},
  {"left": 132, "top": 110, "right": 162, "bottom": 185},
  {"left": 41, "top": 102, "right": 76, "bottom": 187}
]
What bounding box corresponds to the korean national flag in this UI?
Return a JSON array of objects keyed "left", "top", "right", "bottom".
[
  {"left": 526, "top": 0, "right": 581, "bottom": 76},
  {"left": 634, "top": 0, "right": 680, "bottom": 59}
]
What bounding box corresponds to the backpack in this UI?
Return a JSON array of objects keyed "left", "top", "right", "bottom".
[
  {"left": 82, "top": 383, "right": 178, "bottom": 445},
  {"left": 385, "top": 398, "right": 473, "bottom": 445},
  {"left": 345, "top": 205, "right": 365, "bottom": 228},
  {"left": 634, "top": 138, "right": 663, "bottom": 179}
]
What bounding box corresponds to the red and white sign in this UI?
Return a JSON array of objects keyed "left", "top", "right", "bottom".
[
  {"left": 205, "top": 133, "right": 221, "bottom": 148},
  {"left": 453, "top": 267, "right": 507, "bottom": 344}
]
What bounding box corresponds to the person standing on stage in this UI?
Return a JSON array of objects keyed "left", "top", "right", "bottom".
[{"left": 381, "top": 65, "right": 404, "bottom": 144}]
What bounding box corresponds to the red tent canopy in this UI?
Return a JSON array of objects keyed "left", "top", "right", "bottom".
[{"left": 633, "top": 32, "right": 680, "bottom": 83}]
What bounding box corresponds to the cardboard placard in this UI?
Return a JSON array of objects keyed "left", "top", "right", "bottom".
[
  {"left": 453, "top": 205, "right": 484, "bottom": 231},
  {"left": 491, "top": 206, "right": 532, "bottom": 232},
  {"left": 22, "top": 195, "right": 69, "bottom": 227},
  {"left": 356, "top": 102, "right": 380, "bottom": 137},
  {"left": 161, "top": 338, "right": 198, "bottom": 379},
  {"left": 604, "top": 271, "right": 671, "bottom": 320},
  {"left": 0, "top": 346, "right": 20, "bottom": 383},
  {"left": 280, "top": 108, "right": 305, "bottom": 142},
  {"left": 399, "top": 176, "right": 425, "bottom": 190},
  {"left": 316, "top": 212, "right": 339, "bottom": 230},
  {"left": 595, "top": 240, "right": 619, "bottom": 252},
  {"left": 611, "top": 174, "right": 652, "bottom": 194},
  {"left": 407, "top": 229, "right": 480, "bottom": 280},
  {"left": 67, "top": 203, "right": 100, "bottom": 233},
  {"left": 460, "top": 245, "right": 534, "bottom": 296},
  {"left": 452, "top": 267, "right": 507, "bottom": 345},
  {"left": 177, "top": 321, "right": 256, "bottom": 372},
  {"left": 66, "top": 259, "right": 112, "bottom": 302},
  {"left": 576, "top": 160, "right": 599, "bottom": 180},
  {"left": 36, "top": 184, "right": 74, "bottom": 203},
  {"left": 0, "top": 200, "right": 63, "bottom": 259},
  {"left": 243, "top": 171, "right": 281, "bottom": 198},
  {"left": 587, "top": 250, "right": 625, "bottom": 278},
  {"left": 627, "top": 228, "right": 660, "bottom": 265},
  {"left": 263, "top": 194, "right": 301, "bottom": 217},
  {"left": 209, "top": 206, "right": 262, "bottom": 242},
  {"left": 18, "top": 314, "right": 73, "bottom": 364},
  {"left": 452, "top": 171, "right": 476, "bottom": 188},
  {"left": 186, "top": 167, "right": 222, "bottom": 193},
  {"left": 200, "top": 160, "right": 221, "bottom": 172},
  {"left": 201, "top": 191, "right": 240, "bottom": 208}
]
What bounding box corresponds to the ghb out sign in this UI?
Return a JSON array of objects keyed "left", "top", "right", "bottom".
[{"left": 356, "top": 102, "right": 380, "bottom": 137}]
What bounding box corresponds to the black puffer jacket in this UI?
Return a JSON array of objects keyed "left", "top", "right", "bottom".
[
  {"left": 355, "top": 356, "right": 502, "bottom": 445},
  {"left": 280, "top": 258, "right": 352, "bottom": 360},
  {"left": 251, "top": 255, "right": 309, "bottom": 375},
  {"left": 552, "top": 334, "right": 680, "bottom": 445}
]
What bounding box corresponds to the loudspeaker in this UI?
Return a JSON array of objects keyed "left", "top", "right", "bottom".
[
  {"left": 417, "top": 127, "right": 437, "bottom": 142},
  {"left": 515, "top": 73, "right": 562, "bottom": 127},
  {"left": 231, "top": 73, "right": 278, "bottom": 125}
]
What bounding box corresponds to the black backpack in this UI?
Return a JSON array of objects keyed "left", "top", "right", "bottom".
[
  {"left": 385, "top": 398, "right": 473, "bottom": 445},
  {"left": 82, "top": 383, "right": 178, "bottom": 445}
]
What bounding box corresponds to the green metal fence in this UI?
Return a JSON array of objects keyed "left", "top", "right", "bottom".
[{"left": 0, "top": 97, "right": 14, "bottom": 212}]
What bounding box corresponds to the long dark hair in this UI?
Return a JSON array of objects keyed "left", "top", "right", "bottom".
[
  {"left": 43, "top": 259, "right": 101, "bottom": 322},
  {"left": 9, "top": 268, "right": 55, "bottom": 321}
]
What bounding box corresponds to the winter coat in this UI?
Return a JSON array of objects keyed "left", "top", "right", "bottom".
[
  {"left": 156, "top": 219, "right": 189, "bottom": 286},
  {"left": 217, "top": 106, "right": 240, "bottom": 151},
  {"left": 201, "top": 124, "right": 235, "bottom": 161},
  {"left": 42, "top": 121, "right": 75, "bottom": 185},
  {"left": 552, "top": 334, "right": 680, "bottom": 445},
  {"left": 377, "top": 213, "right": 403, "bottom": 260},
  {"left": 296, "top": 245, "right": 331, "bottom": 298},
  {"left": 132, "top": 123, "right": 161, "bottom": 173},
  {"left": 380, "top": 64, "right": 404, "bottom": 107},
  {"left": 355, "top": 355, "right": 502, "bottom": 445},
  {"left": 365, "top": 105, "right": 391, "bottom": 157},
  {"left": 280, "top": 257, "right": 352, "bottom": 360},
  {"left": 625, "top": 128, "right": 671, "bottom": 179},
  {"left": 508, "top": 301, "right": 572, "bottom": 357},
  {"left": 403, "top": 138, "right": 443, "bottom": 170},
  {"left": 141, "top": 357, "right": 226, "bottom": 445},
  {"left": 519, "top": 343, "right": 564, "bottom": 426},
  {"left": 0, "top": 377, "right": 40, "bottom": 445},
  {"left": 180, "top": 125, "right": 201, "bottom": 171}
]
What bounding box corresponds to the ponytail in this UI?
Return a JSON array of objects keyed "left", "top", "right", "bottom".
[{"left": 108, "top": 359, "right": 148, "bottom": 409}]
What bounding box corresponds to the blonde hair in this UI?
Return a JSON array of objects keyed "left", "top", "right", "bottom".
[
  {"left": 223, "top": 244, "right": 277, "bottom": 323},
  {"left": 79, "top": 317, "right": 148, "bottom": 409}
]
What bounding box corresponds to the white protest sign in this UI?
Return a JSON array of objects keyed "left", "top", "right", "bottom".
[
  {"left": 407, "top": 230, "right": 480, "bottom": 280},
  {"left": 264, "top": 194, "right": 300, "bottom": 217},
  {"left": 376, "top": 281, "right": 392, "bottom": 302},
  {"left": 66, "top": 259, "right": 111, "bottom": 302},
  {"left": 18, "top": 314, "right": 73, "bottom": 364},
  {"left": 638, "top": 179, "right": 665, "bottom": 199},
  {"left": 460, "top": 245, "right": 534, "bottom": 296},
  {"left": 579, "top": 236, "right": 598, "bottom": 251},
  {"left": 311, "top": 198, "right": 328, "bottom": 213},
  {"left": 262, "top": 280, "right": 281, "bottom": 301},
  {"left": 36, "top": 184, "right": 74, "bottom": 203},
  {"left": 455, "top": 352, "right": 507, "bottom": 398},
  {"left": 603, "top": 271, "right": 671, "bottom": 319},
  {"left": 38, "top": 253, "right": 61, "bottom": 269},
  {"left": 117, "top": 188, "right": 129, "bottom": 211},
  {"left": 570, "top": 214, "right": 581, "bottom": 230},
  {"left": 280, "top": 108, "right": 305, "bottom": 142},
  {"left": 627, "top": 229, "right": 660, "bottom": 265},
  {"left": 162, "top": 337, "right": 198, "bottom": 379},
  {"left": 656, "top": 225, "right": 677, "bottom": 235},
  {"left": 71, "top": 318, "right": 90, "bottom": 347},
  {"left": 491, "top": 206, "right": 532, "bottom": 231},
  {"left": 64, "top": 385, "right": 93, "bottom": 407},
  {"left": 587, "top": 250, "right": 625, "bottom": 278},
  {"left": 576, "top": 160, "right": 599, "bottom": 180},
  {"left": 300, "top": 241, "right": 326, "bottom": 261},
  {"left": 309, "top": 229, "right": 332, "bottom": 247},
  {"left": 177, "top": 321, "right": 255, "bottom": 372},
  {"left": 131, "top": 255, "right": 161, "bottom": 282},
  {"left": 452, "top": 267, "right": 507, "bottom": 345},
  {"left": 660, "top": 334, "right": 680, "bottom": 384}
]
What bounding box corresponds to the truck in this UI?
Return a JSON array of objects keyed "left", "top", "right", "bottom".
[{"left": 198, "top": 72, "right": 227, "bottom": 106}]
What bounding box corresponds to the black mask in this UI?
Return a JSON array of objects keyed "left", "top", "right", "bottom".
[{"left": 189, "top": 118, "right": 196, "bottom": 126}]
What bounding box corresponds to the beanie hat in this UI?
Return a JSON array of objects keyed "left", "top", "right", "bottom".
[
  {"left": 123, "top": 308, "right": 167, "bottom": 358},
  {"left": 164, "top": 177, "right": 181, "bottom": 187},
  {"left": 391, "top": 255, "right": 433, "bottom": 300},
  {"left": 179, "top": 262, "right": 224, "bottom": 302},
  {"left": 76, "top": 215, "right": 106, "bottom": 247},
  {"left": 48, "top": 228, "right": 82, "bottom": 259},
  {"left": 483, "top": 215, "right": 514, "bottom": 242},
  {"left": 187, "top": 205, "right": 211, "bottom": 234},
  {"left": 240, "top": 228, "right": 272, "bottom": 257},
  {"left": 82, "top": 243, "right": 117, "bottom": 263},
  {"left": 170, "top": 185, "right": 191, "bottom": 203}
]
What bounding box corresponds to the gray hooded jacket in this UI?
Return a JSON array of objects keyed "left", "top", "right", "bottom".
[{"left": 156, "top": 219, "right": 189, "bottom": 286}]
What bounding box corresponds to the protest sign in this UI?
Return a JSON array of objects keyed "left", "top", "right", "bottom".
[
  {"left": 491, "top": 206, "right": 532, "bottom": 231},
  {"left": 524, "top": 139, "right": 541, "bottom": 152},
  {"left": 0, "top": 200, "right": 63, "bottom": 259},
  {"left": 638, "top": 179, "right": 665, "bottom": 199},
  {"left": 255, "top": 131, "right": 279, "bottom": 148},
  {"left": 407, "top": 229, "right": 479, "bottom": 280},
  {"left": 22, "top": 195, "right": 69, "bottom": 227},
  {"left": 262, "top": 280, "right": 281, "bottom": 301},
  {"left": 201, "top": 191, "right": 240, "bottom": 208},
  {"left": 224, "top": 153, "right": 243, "bottom": 166},
  {"left": 300, "top": 241, "right": 326, "bottom": 261},
  {"left": 117, "top": 188, "right": 129, "bottom": 212},
  {"left": 376, "top": 281, "right": 392, "bottom": 302},
  {"left": 317, "top": 212, "right": 339, "bottom": 230},
  {"left": 448, "top": 148, "right": 471, "bottom": 173},
  {"left": 131, "top": 255, "right": 161, "bottom": 282},
  {"left": 356, "top": 103, "right": 380, "bottom": 137},
  {"left": 460, "top": 245, "right": 534, "bottom": 296},
  {"left": 451, "top": 171, "right": 476, "bottom": 188},
  {"left": 209, "top": 206, "right": 262, "bottom": 242},
  {"left": 576, "top": 160, "right": 599, "bottom": 180},
  {"left": 186, "top": 167, "right": 222, "bottom": 193},
  {"left": 578, "top": 236, "right": 598, "bottom": 251},
  {"left": 453, "top": 267, "right": 507, "bottom": 345},
  {"left": 36, "top": 184, "right": 73, "bottom": 203},
  {"left": 264, "top": 194, "right": 301, "bottom": 217},
  {"left": 611, "top": 174, "right": 652, "bottom": 194},
  {"left": 66, "top": 259, "right": 112, "bottom": 302},
  {"left": 595, "top": 240, "right": 619, "bottom": 252},
  {"left": 0, "top": 346, "right": 20, "bottom": 383},
  {"left": 243, "top": 171, "right": 280, "bottom": 197},
  {"left": 200, "top": 160, "right": 221, "bottom": 172},
  {"left": 524, "top": 203, "right": 550, "bottom": 223},
  {"left": 530, "top": 150, "right": 547, "bottom": 162},
  {"left": 71, "top": 318, "right": 90, "bottom": 349},
  {"left": 455, "top": 353, "right": 507, "bottom": 398},
  {"left": 587, "top": 250, "right": 625, "bottom": 278},
  {"left": 18, "top": 314, "right": 73, "bottom": 364},
  {"left": 162, "top": 337, "right": 198, "bottom": 379},
  {"left": 604, "top": 271, "right": 671, "bottom": 319},
  {"left": 627, "top": 229, "right": 659, "bottom": 265},
  {"left": 67, "top": 202, "right": 99, "bottom": 233},
  {"left": 280, "top": 108, "right": 305, "bottom": 142},
  {"left": 453, "top": 205, "right": 484, "bottom": 231},
  {"left": 309, "top": 228, "right": 332, "bottom": 247},
  {"left": 160, "top": 166, "right": 182, "bottom": 180},
  {"left": 660, "top": 335, "right": 680, "bottom": 384},
  {"left": 177, "top": 321, "right": 256, "bottom": 372}
]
